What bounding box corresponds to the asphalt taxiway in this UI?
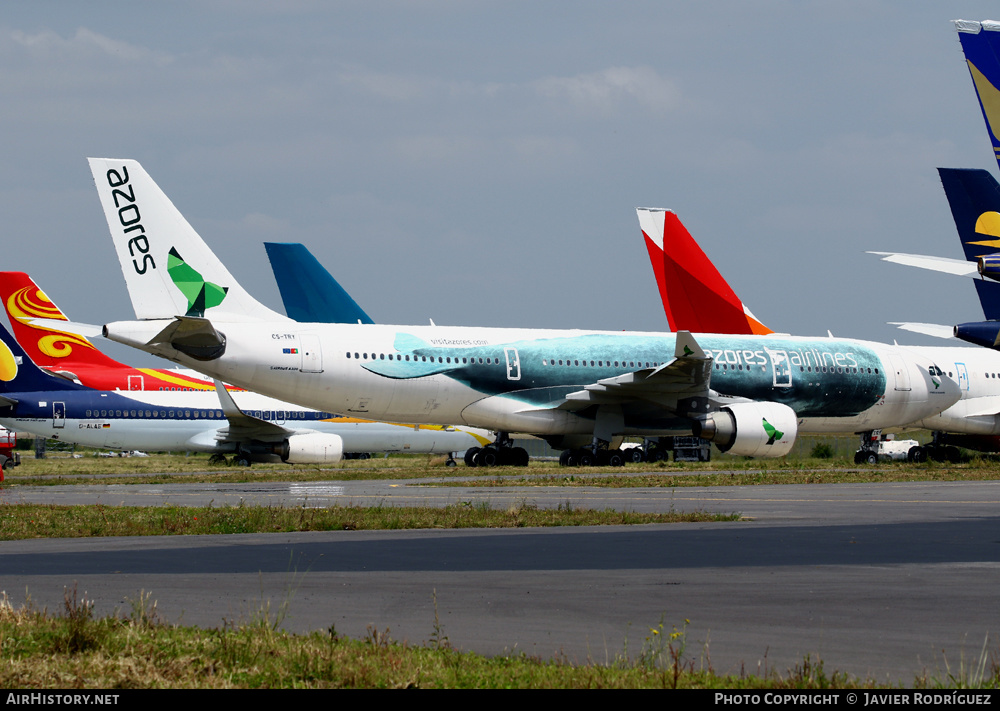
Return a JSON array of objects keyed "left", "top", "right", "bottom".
[{"left": 1, "top": 475, "right": 997, "bottom": 681}]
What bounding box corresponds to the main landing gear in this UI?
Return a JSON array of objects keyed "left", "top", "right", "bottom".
[{"left": 464, "top": 432, "right": 530, "bottom": 467}]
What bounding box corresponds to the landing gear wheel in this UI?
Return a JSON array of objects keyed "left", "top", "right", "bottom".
[
  {"left": 625, "top": 448, "right": 644, "bottom": 463},
  {"left": 578, "top": 450, "right": 596, "bottom": 467},
  {"left": 465, "top": 447, "right": 481, "bottom": 467},
  {"left": 907, "top": 446, "right": 925, "bottom": 463},
  {"left": 608, "top": 451, "right": 625, "bottom": 467},
  {"left": 445, "top": 458, "right": 457, "bottom": 467},
  {"left": 236, "top": 457, "right": 251, "bottom": 467},
  {"left": 209, "top": 454, "right": 228, "bottom": 465},
  {"left": 474, "top": 447, "right": 498, "bottom": 467},
  {"left": 559, "top": 450, "right": 574, "bottom": 467},
  {"left": 511, "top": 447, "right": 529, "bottom": 467}
]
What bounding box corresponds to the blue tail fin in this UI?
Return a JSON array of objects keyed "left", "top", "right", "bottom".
[
  {"left": 264, "top": 243, "right": 375, "bottom": 324},
  {"left": 0, "top": 320, "right": 86, "bottom": 394},
  {"left": 938, "top": 167, "right": 1000, "bottom": 320},
  {"left": 956, "top": 20, "right": 1000, "bottom": 171}
]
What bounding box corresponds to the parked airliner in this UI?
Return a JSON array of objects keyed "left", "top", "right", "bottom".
[{"left": 67, "top": 158, "right": 964, "bottom": 466}]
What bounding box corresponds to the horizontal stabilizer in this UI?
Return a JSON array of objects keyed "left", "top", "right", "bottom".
[
  {"left": 24, "top": 318, "right": 105, "bottom": 339},
  {"left": 868, "top": 252, "right": 979, "bottom": 277},
  {"left": 888, "top": 322, "right": 956, "bottom": 339}
]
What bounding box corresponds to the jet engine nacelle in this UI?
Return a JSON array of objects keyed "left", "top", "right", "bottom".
[
  {"left": 694, "top": 402, "right": 797, "bottom": 458},
  {"left": 954, "top": 321, "right": 1000, "bottom": 349},
  {"left": 281, "top": 433, "right": 344, "bottom": 464},
  {"left": 978, "top": 254, "right": 1000, "bottom": 282}
]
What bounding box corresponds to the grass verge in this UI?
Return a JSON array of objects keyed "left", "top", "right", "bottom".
[
  {"left": 0, "top": 501, "right": 740, "bottom": 540},
  {"left": 2, "top": 590, "right": 996, "bottom": 688}
]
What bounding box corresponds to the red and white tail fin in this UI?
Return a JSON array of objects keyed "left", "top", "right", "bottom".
[
  {"left": 0, "top": 271, "right": 126, "bottom": 370},
  {"left": 636, "top": 208, "right": 772, "bottom": 335}
]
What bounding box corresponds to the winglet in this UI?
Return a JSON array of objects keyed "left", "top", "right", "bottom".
[{"left": 674, "top": 331, "right": 706, "bottom": 360}]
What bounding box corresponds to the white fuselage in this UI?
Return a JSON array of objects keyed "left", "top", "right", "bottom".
[{"left": 105, "top": 320, "right": 962, "bottom": 438}]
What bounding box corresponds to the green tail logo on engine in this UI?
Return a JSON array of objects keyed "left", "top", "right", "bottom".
[
  {"left": 762, "top": 418, "right": 783, "bottom": 445},
  {"left": 682, "top": 345, "right": 694, "bottom": 357},
  {"left": 167, "top": 247, "right": 229, "bottom": 317}
]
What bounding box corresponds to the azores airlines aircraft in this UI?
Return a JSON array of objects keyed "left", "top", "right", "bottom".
[
  {"left": 638, "top": 206, "right": 1000, "bottom": 461},
  {"left": 0, "top": 271, "right": 489, "bottom": 463},
  {"left": 75, "top": 159, "right": 963, "bottom": 466}
]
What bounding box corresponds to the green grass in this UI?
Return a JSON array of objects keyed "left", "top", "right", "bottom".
[
  {"left": 0, "top": 501, "right": 740, "bottom": 540},
  {"left": 2, "top": 590, "right": 996, "bottom": 688},
  {"left": 6, "top": 449, "right": 1000, "bottom": 488}
]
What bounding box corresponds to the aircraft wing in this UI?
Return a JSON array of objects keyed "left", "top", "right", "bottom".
[
  {"left": 213, "top": 380, "right": 295, "bottom": 442},
  {"left": 563, "top": 331, "right": 712, "bottom": 409},
  {"left": 888, "top": 322, "right": 956, "bottom": 340},
  {"left": 868, "top": 252, "right": 979, "bottom": 277}
]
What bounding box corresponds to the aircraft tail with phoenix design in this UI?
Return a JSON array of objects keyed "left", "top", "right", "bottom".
[{"left": 636, "top": 207, "right": 772, "bottom": 335}]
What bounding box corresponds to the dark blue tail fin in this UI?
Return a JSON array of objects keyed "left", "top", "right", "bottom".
[
  {"left": 0, "top": 319, "right": 86, "bottom": 393},
  {"left": 264, "top": 243, "right": 375, "bottom": 324},
  {"left": 956, "top": 20, "right": 1000, "bottom": 171},
  {"left": 938, "top": 168, "right": 1000, "bottom": 320}
]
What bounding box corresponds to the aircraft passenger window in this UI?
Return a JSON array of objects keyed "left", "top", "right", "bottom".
[
  {"left": 362, "top": 353, "right": 368, "bottom": 359},
  {"left": 168, "top": 411, "right": 174, "bottom": 417}
]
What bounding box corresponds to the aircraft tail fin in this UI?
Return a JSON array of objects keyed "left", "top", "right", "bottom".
[
  {"left": 87, "top": 158, "right": 288, "bottom": 323},
  {"left": 955, "top": 20, "right": 1000, "bottom": 172},
  {"left": 0, "top": 272, "right": 126, "bottom": 371},
  {"left": 0, "top": 319, "right": 86, "bottom": 394},
  {"left": 937, "top": 167, "right": 1000, "bottom": 320},
  {"left": 264, "top": 243, "right": 375, "bottom": 324},
  {"left": 636, "top": 208, "right": 772, "bottom": 334}
]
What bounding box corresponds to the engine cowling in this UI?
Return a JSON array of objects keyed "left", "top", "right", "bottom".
[
  {"left": 281, "top": 433, "right": 344, "bottom": 464},
  {"left": 694, "top": 402, "right": 797, "bottom": 458},
  {"left": 978, "top": 254, "right": 1000, "bottom": 282}
]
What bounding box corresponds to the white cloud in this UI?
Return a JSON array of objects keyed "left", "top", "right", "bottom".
[
  {"left": 532, "top": 66, "right": 682, "bottom": 115},
  {"left": 6, "top": 27, "right": 172, "bottom": 66}
]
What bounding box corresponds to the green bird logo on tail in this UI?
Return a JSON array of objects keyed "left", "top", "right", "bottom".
[
  {"left": 762, "top": 418, "right": 783, "bottom": 446},
  {"left": 167, "top": 247, "right": 229, "bottom": 317}
]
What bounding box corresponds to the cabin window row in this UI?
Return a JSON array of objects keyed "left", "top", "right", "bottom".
[{"left": 346, "top": 352, "right": 501, "bottom": 365}]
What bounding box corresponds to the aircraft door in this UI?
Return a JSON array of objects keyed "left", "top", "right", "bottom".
[
  {"left": 504, "top": 348, "right": 521, "bottom": 381},
  {"left": 766, "top": 349, "right": 792, "bottom": 388},
  {"left": 955, "top": 362, "right": 970, "bottom": 391},
  {"left": 888, "top": 354, "right": 911, "bottom": 391},
  {"left": 128, "top": 375, "right": 144, "bottom": 391},
  {"left": 52, "top": 402, "right": 66, "bottom": 428},
  {"left": 299, "top": 334, "right": 323, "bottom": 373}
]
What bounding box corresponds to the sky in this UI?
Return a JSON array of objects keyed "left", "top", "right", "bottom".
[{"left": 3, "top": 1, "right": 1000, "bottom": 365}]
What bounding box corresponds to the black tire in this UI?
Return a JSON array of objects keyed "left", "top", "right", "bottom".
[
  {"left": 578, "top": 450, "right": 596, "bottom": 467},
  {"left": 608, "top": 452, "right": 625, "bottom": 467},
  {"left": 512, "top": 447, "right": 529, "bottom": 467},
  {"left": 559, "top": 450, "right": 573, "bottom": 466},
  {"left": 464, "top": 447, "right": 480, "bottom": 467},
  {"left": 625, "top": 448, "right": 644, "bottom": 463},
  {"left": 853, "top": 451, "right": 864, "bottom": 465},
  {"left": 236, "top": 457, "right": 251, "bottom": 467},
  {"left": 908, "top": 446, "right": 925, "bottom": 463},
  {"left": 445, "top": 459, "right": 457, "bottom": 467},
  {"left": 475, "top": 447, "right": 498, "bottom": 467},
  {"left": 865, "top": 453, "right": 878, "bottom": 465}
]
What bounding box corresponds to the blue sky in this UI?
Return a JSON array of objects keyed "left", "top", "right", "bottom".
[{"left": 3, "top": 2, "right": 1000, "bottom": 364}]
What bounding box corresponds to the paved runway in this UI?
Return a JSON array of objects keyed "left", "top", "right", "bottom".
[{"left": 1, "top": 475, "right": 998, "bottom": 681}]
